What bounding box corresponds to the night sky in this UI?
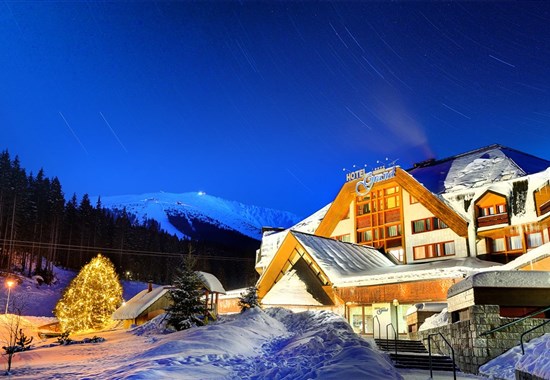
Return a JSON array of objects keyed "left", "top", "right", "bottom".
[{"left": 1, "top": 2, "right": 549, "bottom": 218}]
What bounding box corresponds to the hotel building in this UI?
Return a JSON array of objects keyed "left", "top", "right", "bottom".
[{"left": 223, "top": 144, "right": 550, "bottom": 337}]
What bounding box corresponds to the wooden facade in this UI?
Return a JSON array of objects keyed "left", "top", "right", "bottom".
[{"left": 335, "top": 278, "right": 460, "bottom": 305}]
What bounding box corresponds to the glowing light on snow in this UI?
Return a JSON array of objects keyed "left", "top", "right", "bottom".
[{"left": 198, "top": 191, "right": 206, "bottom": 196}]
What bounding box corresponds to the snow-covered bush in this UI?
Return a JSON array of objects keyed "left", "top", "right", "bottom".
[{"left": 239, "top": 286, "right": 261, "bottom": 312}]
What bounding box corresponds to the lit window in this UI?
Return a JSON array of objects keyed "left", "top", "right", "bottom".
[{"left": 413, "top": 246, "right": 426, "bottom": 259}]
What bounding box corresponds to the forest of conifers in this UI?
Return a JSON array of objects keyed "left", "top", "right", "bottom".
[{"left": 0, "top": 150, "right": 256, "bottom": 288}]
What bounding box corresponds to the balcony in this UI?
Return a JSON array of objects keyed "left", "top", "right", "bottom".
[
  {"left": 540, "top": 200, "right": 550, "bottom": 216},
  {"left": 477, "top": 213, "right": 509, "bottom": 228}
]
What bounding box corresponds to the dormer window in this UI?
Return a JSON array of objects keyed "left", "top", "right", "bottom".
[
  {"left": 534, "top": 182, "right": 550, "bottom": 217},
  {"left": 475, "top": 191, "right": 510, "bottom": 228},
  {"left": 479, "top": 203, "right": 506, "bottom": 217}
]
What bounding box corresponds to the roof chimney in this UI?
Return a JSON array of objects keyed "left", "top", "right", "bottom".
[{"left": 147, "top": 280, "right": 153, "bottom": 293}]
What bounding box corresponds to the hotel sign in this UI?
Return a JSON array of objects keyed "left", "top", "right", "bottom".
[{"left": 350, "top": 167, "right": 396, "bottom": 196}]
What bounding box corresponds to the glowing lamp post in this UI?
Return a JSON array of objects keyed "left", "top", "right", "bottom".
[
  {"left": 393, "top": 299, "right": 399, "bottom": 340},
  {"left": 5, "top": 280, "right": 14, "bottom": 314}
]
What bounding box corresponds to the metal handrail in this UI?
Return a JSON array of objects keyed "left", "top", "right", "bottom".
[
  {"left": 480, "top": 305, "right": 550, "bottom": 336},
  {"left": 427, "top": 332, "right": 456, "bottom": 380},
  {"left": 386, "top": 323, "right": 397, "bottom": 356},
  {"left": 520, "top": 319, "right": 550, "bottom": 355},
  {"left": 373, "top": 315, "right": 381, "bottom": 340}
]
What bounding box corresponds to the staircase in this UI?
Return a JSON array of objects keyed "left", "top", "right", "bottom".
[{"left": 375, "top": 338, "right": 458, "bottom": 371}]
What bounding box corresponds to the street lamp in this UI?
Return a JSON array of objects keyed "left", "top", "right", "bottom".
[
  {"left": 5, "top": 280, "right": 14, "bottom": 314},
  {"left": 393, "top": 299, "right": 400, "bottom": 340}
]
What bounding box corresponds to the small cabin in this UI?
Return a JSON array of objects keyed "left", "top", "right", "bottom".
[
  {"left": 112, "top": 271, "right": 226, "bottom": 328},
  {"left": 196, "top": 271, "right": 226, "bottom": 320},
  {"left": 113, "top": 282, "right": 173, "bottom": 328}
]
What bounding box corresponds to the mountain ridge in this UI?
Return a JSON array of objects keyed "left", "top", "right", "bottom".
[{"left": 93, "top": 191, "right": 301, "bottom": 242}]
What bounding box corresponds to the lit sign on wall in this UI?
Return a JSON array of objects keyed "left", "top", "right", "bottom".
[
  {"left": 355, "top": 167, "right": 396, "bottom": 196},
  {"left": 345, "top": 168, "right": 366, "bottom": 182}
]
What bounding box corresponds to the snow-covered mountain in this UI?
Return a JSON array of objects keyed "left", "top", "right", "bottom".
[{"left": 94, "top": 192, "right": 301, "bottom": 242}]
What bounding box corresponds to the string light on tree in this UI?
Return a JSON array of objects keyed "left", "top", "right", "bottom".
[{"left": 55, "top": 254, "right": 123, "bottom": 333}]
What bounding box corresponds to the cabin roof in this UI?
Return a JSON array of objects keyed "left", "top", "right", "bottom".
[
  {"left": 197, "top": 271, "right": 226, "bottom": 294},
  {"left": 113, "top": 271, "right": 225, "bottom": 321},
  {"left": 112, "top": 285, "right": 173, "bottom": 320}
]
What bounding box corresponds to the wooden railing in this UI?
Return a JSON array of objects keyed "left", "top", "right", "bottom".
[{"left": 477, "top": 213, "right": 509, "bottom": 227}]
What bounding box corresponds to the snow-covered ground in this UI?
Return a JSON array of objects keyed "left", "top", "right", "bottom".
[
  {"left": 479, "top": 333, "right": 550, "bottom": 380},
  {"left": 4, "top": 308, "right": 403, "bottom": 379},
  {"left": 1, "top": 267, "right": 547, "bottom": 379}
]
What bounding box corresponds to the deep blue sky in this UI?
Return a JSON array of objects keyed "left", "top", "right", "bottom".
[{"left": 1, "top": 2, "right": 549, "bottom": 218}]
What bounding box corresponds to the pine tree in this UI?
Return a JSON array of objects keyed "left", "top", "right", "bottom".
[
  {"left": 167, "top": 256, "right": 205, "bottom": 331},
  {"left": 54, "top": 254, "right": 123, "bottom": 332},
  {"left": 238, "top": 285, "right": 260, "bottom": 312}
]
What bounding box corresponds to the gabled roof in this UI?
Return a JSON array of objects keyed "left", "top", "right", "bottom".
[
  {"left": 315, "top": 167, "right": 469, "bottom": 238},
  {"left": 112, "top": 286, "right": 173, "bottom": 320},
  {"left": 256, "top": 204, "right": 330, "bottom": 271},
  {"left": 408, "top": 144, "right": 550, "bottom": 195},
  {"left": 292, "top": 232, "right": 395, "bottom": 280},
  {"left": 113, "top": 272, "right": 225, "bottom": 320},
  {"left": 257, "top": 231, "right": 395, "bottom": 298}
]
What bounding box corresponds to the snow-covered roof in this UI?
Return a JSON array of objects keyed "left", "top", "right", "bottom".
[
  {"left": 112, "top": 286, "right": 173, "bottom": 320},
  {"left": 447, "top": 270, "right": 550, "bottom": 298},
  {"left": 498, "top": 242, "right": 550, "bottom": 271},
  {"left": 291, "top": 231, "right": 395, "bottom": 280},
  {"left": 408, "top": 144, "right": 550, "bottom": 195},
  {"left": 197, "top": 271, "right": 226, "bottom": 294},
  {"left": 255, "top": 203, "right": 331, "bottom": 270},
  {"left": 405, "top": 302, "right": 447, "bottom": 317},
  {"left": 332, "top": 257, "right": 497, "bottom": 288}
]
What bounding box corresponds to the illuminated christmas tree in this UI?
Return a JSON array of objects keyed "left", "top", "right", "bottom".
[{"left": 55, "top": 254, "right": 123, "bottom": 332}]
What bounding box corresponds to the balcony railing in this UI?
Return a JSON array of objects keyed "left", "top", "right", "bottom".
[{"left": 477, "top": 213, "right": 509, "bottom": 227}]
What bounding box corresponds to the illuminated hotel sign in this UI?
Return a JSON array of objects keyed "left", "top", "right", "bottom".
[
  {"left": 345, "top": 168, "right": 366, "bottom": 182},
  {"left": 354, "top": 167, "right": 396, "bottom": 196}
]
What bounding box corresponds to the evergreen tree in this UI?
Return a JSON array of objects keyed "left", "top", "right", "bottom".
[
  {"left": 238, "top": 285, "right": 261, "bottom": 312},
  {"left": 167, "top": 256, "right": 205, "bottom": 331},
  {"left": 54, "top": 254, "right": 123, "bottom": 332}
]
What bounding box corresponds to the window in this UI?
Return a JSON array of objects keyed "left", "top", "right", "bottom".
[
  {"left": 508, "top": 235, "right": 523, "bottom": 251},
  {"left": 479, "top": 203, "right": 506, "bottom": 216},
  {"left": 410, "top": 195, "right": 418, "bottom": 204},
  {"left": 386, "top": 224, "right": 401, "bottom": 237},
  {"left": 413, "top": 220, "right": 425, "bottom": 233},
  {"left": 411, "top": 217, "right": 449, "bottom": 234},
  {"left": 413, "top": 241, "right": 455, "bottom": 260},
  {"left": 492, "top": 238, "right": 505, "bottom": 252},
  {"left": 357, "top": 230, "right": 373, "bottom": 243},
  {"left": 333, "top": 234, "right": 351, "bottom": 243},
  {"left": 527, "top": 232, "right": 543, "bottom": 248}
]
